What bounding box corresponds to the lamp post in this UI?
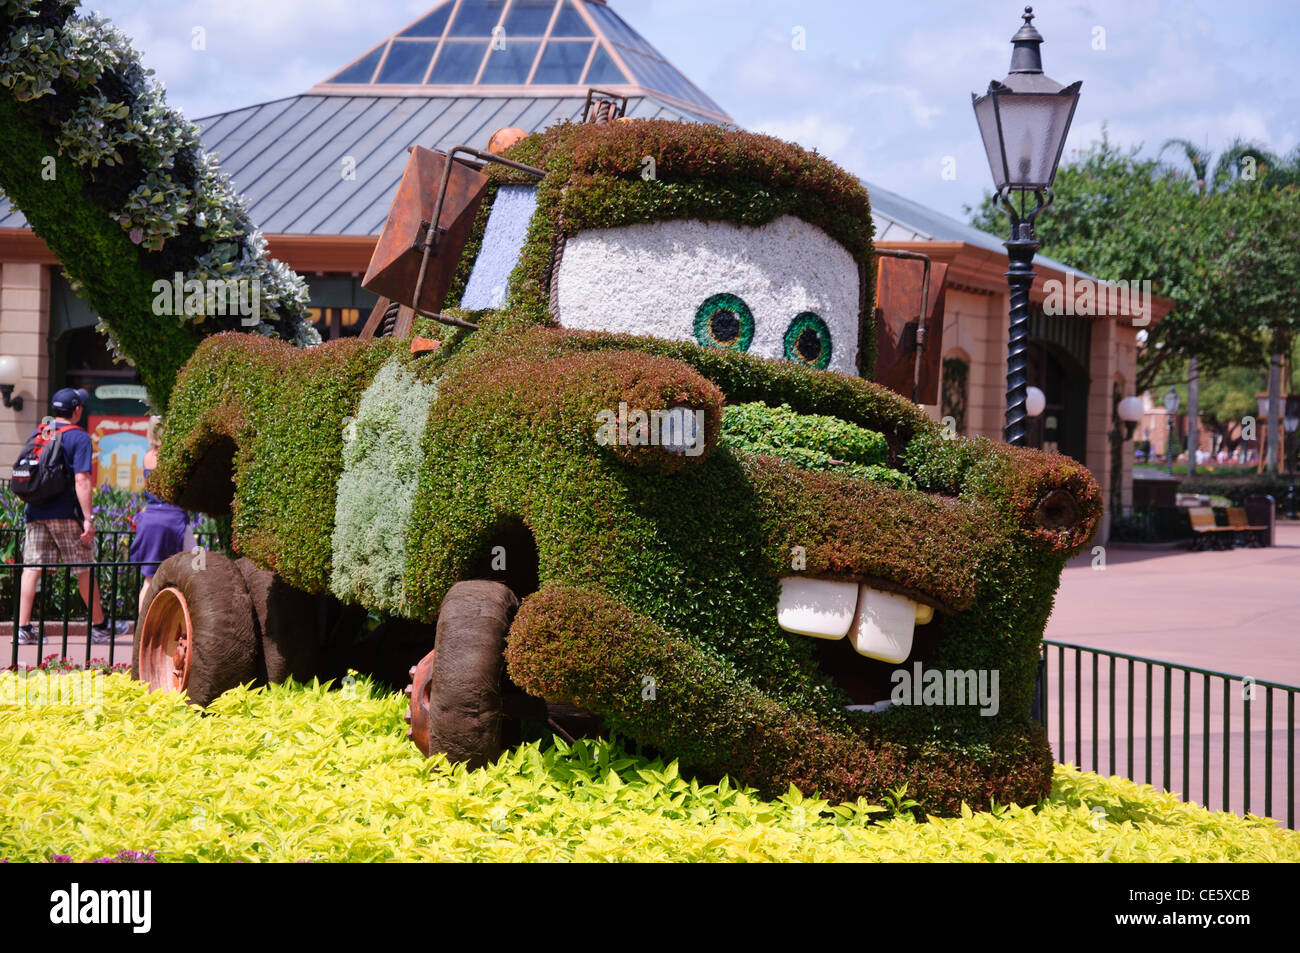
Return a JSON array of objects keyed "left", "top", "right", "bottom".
[
  {"left": 1285, "top": 395, "right": 1300, "bottom": 519},
  {"left": 1255, "top": 393, "right": 1270, "bottom": 474},
  {"left": 972, "top": 6, "right": 1081, "bottom": 446},
  {"left": 1164, "top": 387, "right": 1180, "bottom": 476}
]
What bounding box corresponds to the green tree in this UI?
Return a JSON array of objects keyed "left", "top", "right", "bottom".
[
  {"left": 968, "top": 135, "right": 1300, "bottom": 396},
  {"left": 1167, "top": 364, "right": 1264, "bottom": 455}
]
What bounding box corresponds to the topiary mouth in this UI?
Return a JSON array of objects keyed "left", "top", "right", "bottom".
[{"left": 719, "top": 401, "right": 914, "bottom": 490}]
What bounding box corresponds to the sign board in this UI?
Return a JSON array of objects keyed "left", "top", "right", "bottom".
[{"left": 88, "top": 416, "right": 150, "bottom": 492}]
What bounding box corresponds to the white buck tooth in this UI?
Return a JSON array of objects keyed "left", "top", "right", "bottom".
[
  {"left": 849, "top": 587, "right": 916, "bottom": 663},
  {"left": 777, "top": 577, "right": 858, "bottom": 639}
]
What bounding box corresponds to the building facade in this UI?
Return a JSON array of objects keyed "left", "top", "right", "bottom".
[{"left": 0, "top": 0, "right": 1170, "bottom": 542}]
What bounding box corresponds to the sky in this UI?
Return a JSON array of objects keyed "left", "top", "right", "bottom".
[{"left": 83, "top": 0, "right": 1300, "bottom": 223}]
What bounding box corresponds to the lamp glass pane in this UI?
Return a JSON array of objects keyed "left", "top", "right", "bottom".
[
  {"left": 972, "top": 94, "right": 1007, "bottom": 190},
  {"left": 995, "top": 91, "right": 1075, "bottom": 188}
]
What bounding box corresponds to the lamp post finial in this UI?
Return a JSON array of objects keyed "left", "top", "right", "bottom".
[{"left": 1010, "top": 6, "right": 1045, "bottom": 73}]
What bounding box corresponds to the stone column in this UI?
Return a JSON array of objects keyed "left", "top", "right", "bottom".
[
  {"left": 0, "top": 263, "right": 52, "bottom": 474},
  {"left": 1086, "top": 319, "right": 1121, "bottom": 548}
]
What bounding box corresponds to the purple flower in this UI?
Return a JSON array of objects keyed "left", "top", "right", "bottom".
[{"left": 129, "top": 228, "right": 144, "bottom": 244}]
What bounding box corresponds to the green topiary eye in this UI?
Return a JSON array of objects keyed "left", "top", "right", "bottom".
[
  {"left": 783, "top": 312, "right": 832, "bottom": 369},
  {"left": 694, "top": 293, "right": 754, "bottom": 352}
]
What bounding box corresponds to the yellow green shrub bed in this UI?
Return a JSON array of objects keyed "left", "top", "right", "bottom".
[{"left": 1, "top": 673, "right": 1295, "bottom": 862}]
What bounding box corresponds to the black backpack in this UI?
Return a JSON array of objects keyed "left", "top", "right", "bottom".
[{"left": 11, "top": 422, "right": 78, "bottom": 505}]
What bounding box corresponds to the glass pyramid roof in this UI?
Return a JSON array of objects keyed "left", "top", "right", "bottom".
[{"left": 316, "top": 0, "right": 728, "bottom": 121}]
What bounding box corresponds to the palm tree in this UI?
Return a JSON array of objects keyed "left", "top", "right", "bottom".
[
  {"left": 1159, "top": 139, "right": 1300, "bottom": 475},
  {"left": 1159, "top": 138, "right": 1289, "bottom": 194}
]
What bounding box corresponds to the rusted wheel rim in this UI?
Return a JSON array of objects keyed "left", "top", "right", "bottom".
[
  {"left": 404, "top": 649, "right": 436, "bottom": 755},
  {"left": 139, "top": 586, "right": 194, "bottom": 694}
]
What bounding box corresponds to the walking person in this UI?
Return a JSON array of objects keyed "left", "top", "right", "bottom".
[
  {"left": 131, "top": 416, "right": 193, "bottom": 618},
  {"left": 14, "top": 388, "right": 131, "bottom": 646}
]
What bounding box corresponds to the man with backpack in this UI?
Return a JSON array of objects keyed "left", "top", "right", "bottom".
[{"left": 13, "top": 387, "right": 131, "bottom": 646}]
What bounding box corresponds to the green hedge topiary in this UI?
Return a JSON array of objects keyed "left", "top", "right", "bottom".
[
  {"left": 720, "top": 401, "right": 913, "bottom": 489},
  {"left": 151, "top": 118, "right": 1103, "bottom": 815},
  {"left": 151, "top": 333, "right": 402, "bottom": 592},
  {"left": 0, "top": 1, "right": 315, "bottom": 406},
  {"left": 329, "top": 359, "right": 440, "bottom": 616},
  {"left": 154, "top": 317, "right": 1101, "bottom": 815}
]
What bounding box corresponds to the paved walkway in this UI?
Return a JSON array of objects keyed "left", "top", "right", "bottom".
[
  {"left": 1045, "top": 522, "right": 1299, "bottom": 826},
  {"left": 1, "top": 622, "right": 134, "bottom": 669},
  {"left": 1047, "top": 523, "right": 1300, "bottom": 685}
]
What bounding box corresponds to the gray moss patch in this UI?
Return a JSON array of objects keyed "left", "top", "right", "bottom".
[{"left": 329, "top": 358, "right": 440, "bottom": 614}]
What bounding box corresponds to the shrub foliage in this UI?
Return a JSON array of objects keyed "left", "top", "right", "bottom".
[{"left": 1, "top": 674, "right": 1294, "bottom": 862}]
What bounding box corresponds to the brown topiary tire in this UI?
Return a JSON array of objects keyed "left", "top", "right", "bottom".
[
  {"left": 236, "top": 557, "right": 321, "bottom": 685},
  {"left": 132, "top": 551, "right": 258, "bottom": 707},
  {"left": 426, "top": 580, "right": 520, "bottom": 770}
]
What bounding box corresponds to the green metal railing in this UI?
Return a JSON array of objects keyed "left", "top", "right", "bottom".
[{"left": 1035, "top": 639, "right": 1296, "bottom": 828}]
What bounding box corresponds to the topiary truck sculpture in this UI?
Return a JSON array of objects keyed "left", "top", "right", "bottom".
[
  {"left": 143, "top": 117, "right": 1099, "bottom": 813},
  {"left": 1, "top": 4, "right": 1100, "bottom": 814}
]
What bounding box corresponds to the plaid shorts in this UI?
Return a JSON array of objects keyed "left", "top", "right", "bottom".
[{"left": 23, "top": 518, "right": 92, "bottom": 565}]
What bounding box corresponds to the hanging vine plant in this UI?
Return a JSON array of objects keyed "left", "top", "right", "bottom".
[{"left": 0, "top": 0, "right": 317, "bottom": 409}]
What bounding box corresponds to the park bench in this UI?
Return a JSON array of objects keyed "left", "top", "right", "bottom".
[
  {"left": 1187, "top": 507, "right": 1237, "bottom": 551},
  {"left": 1226, "top": 507, "right": 1269, "bottom": 547}
]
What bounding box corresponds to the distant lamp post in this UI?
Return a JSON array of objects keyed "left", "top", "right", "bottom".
[
  {"left": 1284, "top": 395, "right": 1300, "bottom": 519},
  {"left": 972, "top": 6, "right": 1081, "bottom": 446},
  {"left": 1255, "top": 393, "right": 1270, "bottom": 474},
  {"left": 1164, "top": 387, "right": 1180, "bottom": 476}
]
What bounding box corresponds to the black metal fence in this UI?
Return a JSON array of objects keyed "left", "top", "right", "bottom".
[
  {"left": 4, "top": 560, "right": 146, "bottom": 669},
  {"left": 1036, "top": 639, "right": 1297, "bottom": 828},
  {"left": 3, "top": 527, "right": 223, "bottom": 670}
]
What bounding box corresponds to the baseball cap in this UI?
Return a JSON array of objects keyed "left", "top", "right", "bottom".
[{"left": 50, "top": 387, "right": 90, "bottom": 415}]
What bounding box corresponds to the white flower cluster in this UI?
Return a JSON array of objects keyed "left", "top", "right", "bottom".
[{"left": 0, "top": 3, "right": 315, "bottom": 349}]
